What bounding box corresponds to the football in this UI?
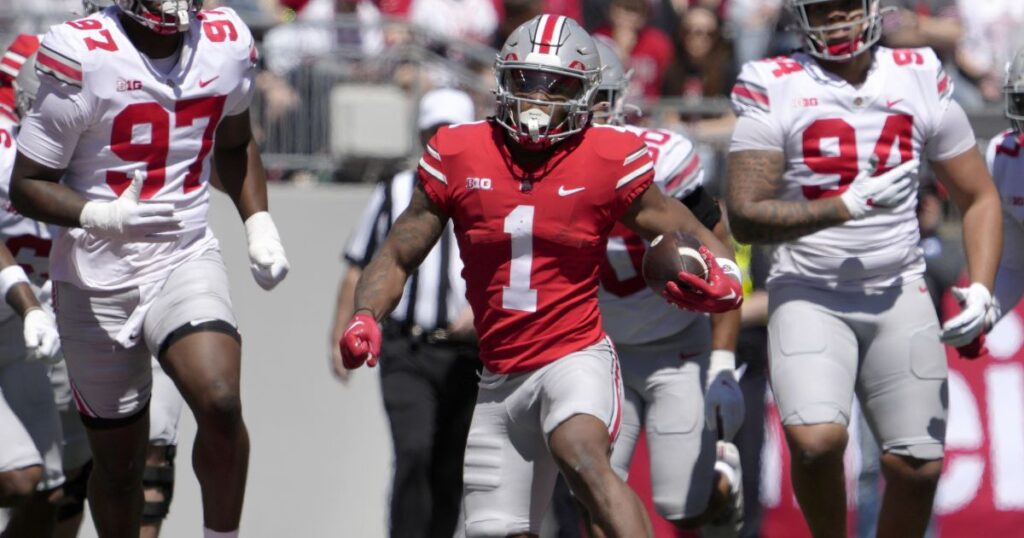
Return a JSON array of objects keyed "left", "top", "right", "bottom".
[{"left": 642, "top": 231, "right": 709, "bottom": 295}]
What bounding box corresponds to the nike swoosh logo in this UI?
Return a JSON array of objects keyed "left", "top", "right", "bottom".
[
  {"left": 679, "top": 351, "right": 702, "bottom": 360},
  {"left": 887, "top": 98, "right": 904, "bottom": 108},
  {"left": 919, "top": 286, "right": 929, "bottom": 293},
  {"left": 558, "top": 186, "right": 585, "bottom": 196},
  {"left": 199, "top": 76, "right": 219, "bottom": 88}
]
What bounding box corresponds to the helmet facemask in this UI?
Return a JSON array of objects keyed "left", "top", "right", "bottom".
[
  {"left": 115, "top": 0, "right": 201, "bottom": 34},
  {"left": 592, "top": 40, "right": 633, "bottom": 126},
  {"left": 1005, "top": 49, "right": 1024, "bottom": 135},
  {"left": 14, "top": 53, "right": 40, "bottom": 121},
  {"left": 494, "top": 63, "right": 598, "bottom": 149},
  {"left": 789, "top": 0, "right": 885, "bottom": 62}
]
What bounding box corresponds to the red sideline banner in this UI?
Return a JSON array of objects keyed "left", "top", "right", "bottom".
[
  {"left": 760, "top": 296, "right": 1024, "bottom": 537},
  {"left": 626, "top": 296, "right": 1024, "bottom": 537}
]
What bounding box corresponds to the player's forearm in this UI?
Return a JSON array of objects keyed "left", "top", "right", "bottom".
[
  {"left": 710, "top": 309, "right": 740, "bottom": 352},
  {"left": 352, "top": 249, "right": 409, "bottom": 322},
  {"left": 10, "top": 176, "right": 87, "bottom": 228},
  {"left": 959, "top": 190, "right": 1003, "bottom": 290},
  {"left": 215, "top": 138, "right": 269, "bottom": 220},
  {"left": 726, "top": 198, "right": 850, "bottom": 244},
  {"left": 333, "top": 267, "right": 361, "bottom": 339},
  {"left": 0, "top": 243, "right": 41, "bottom": 318}
]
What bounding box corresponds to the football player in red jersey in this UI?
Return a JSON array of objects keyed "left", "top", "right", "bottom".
[
  {"left": 340, "top": 14, "right": 742, "bottom": 538},
  {"left": 725, "top": 0, "right": 1001, "bottom": 536},
  {"left": 10, "top": 1, "right": 290, "bottom": 537}
]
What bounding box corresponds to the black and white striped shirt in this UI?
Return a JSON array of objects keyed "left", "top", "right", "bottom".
[{"left": 344, "top": 170, "right": 467, "bottom": 331}]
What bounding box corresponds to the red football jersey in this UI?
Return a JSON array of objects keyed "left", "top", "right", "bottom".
[{"left": 418, "top": 120, "right": 654, "bottom": 373}]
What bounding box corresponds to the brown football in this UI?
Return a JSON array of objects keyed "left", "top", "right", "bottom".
[{"left": 642, "top": 231, "right": 709, "bottom": 295}]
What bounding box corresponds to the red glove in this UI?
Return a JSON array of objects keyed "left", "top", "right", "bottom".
[
  {"left": 662, "top": 247, "right": 743, "bottom": 313},
  {"left": 956, "top": 333, "right": 987, "bottom": 360},
  {"left": 339, "top": 312, "right": 381, "bottom": 369}
]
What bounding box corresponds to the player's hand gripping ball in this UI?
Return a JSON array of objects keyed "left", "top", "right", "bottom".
[{"left": 644, "top": 231, "right": 743, "bottom": 313}]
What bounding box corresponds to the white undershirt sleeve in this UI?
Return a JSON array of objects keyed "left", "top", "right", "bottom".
[{"left": 925, "top": 99, "right": 978, "bottom": 162}]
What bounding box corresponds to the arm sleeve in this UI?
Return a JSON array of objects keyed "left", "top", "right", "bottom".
[
  {"left": 15, "top": 78, "right": 92, "bottom": 170},
  {"left": 924, "top": 99, "right": 977, "bottom": 162},
  {"left": 680, "top": 186, "right": 722, "bottom": 230},
  {"left": 342, "top": 181, "right": 388, "bottom": 267}
]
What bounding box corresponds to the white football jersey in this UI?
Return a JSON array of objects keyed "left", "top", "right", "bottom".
[
  {"left": 731, "top": 47, "right": 957, "bottom": 291},
  {"left": 0, "top": 116, "right": 53, "bottom": 322},
  {"left": 986, "top": 129, "right": 1024, "bottom": 315},
  {"left": 599, "top": 125, "right": 705, "bottom": 345},
  {"left": 17, "top": 7, "right": 256, "bottom": 291}
]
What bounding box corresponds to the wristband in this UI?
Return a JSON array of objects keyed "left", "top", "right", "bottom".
[
  {"left": 718, "top": 259, "right": 742, "bottom": 284},
  {"left": 709, "top": 349, "right": 736, "bottom": 372},
  {"left": 0, "top": 265, "right": 30, "bottom": 300}
]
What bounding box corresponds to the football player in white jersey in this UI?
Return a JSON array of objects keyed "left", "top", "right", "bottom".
[
  {"left": 9, "top": 1, "right": 290, "bottom": 536},
  {"left": 591, "top": 39, "right": 745, "bottom": 535},
  {"left": 724, "top": 0, "right": 1002, "bottom": 536},
  {"left": 979, "top": 46, "right": 1024, "bottom": 339},
  {"left": 0, "top": 39, "right": 65, "bottom": 538},
  {"left": 11, "top": 26, "right": 187, "bottom": 536}
]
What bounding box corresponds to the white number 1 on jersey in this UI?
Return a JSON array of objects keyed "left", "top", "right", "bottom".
[{"left": 503, "top": 205, "right": 538, "bottom": 312}]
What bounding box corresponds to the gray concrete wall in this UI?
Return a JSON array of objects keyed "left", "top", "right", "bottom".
[{"left": 78, "top": 183, "right": 393, "bottom": 537}]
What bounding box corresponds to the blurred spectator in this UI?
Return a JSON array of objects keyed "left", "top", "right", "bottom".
[
  {"left": 726, "top": 0, "right": 782, "bottom": 68},
  {"left": 493, "top": 0, "right": 543, "bottom": 49},
  {"left": 662, "top": 6, "right": 734, "bottom": 100},
  {"left": 262, "top": 0, "right": 384, "bottom": 76},
  {"left": 953, "top": 0, "right": 1024, "bottom": 107},
  {"left": 880, "top": 0, "right": 961, "bottom": 55},
  {"left": 594, "top": 0, "right": 674, "bottom": 98},
  {"left": 409, "top": 0, "right": 498, "bottom": 44}
]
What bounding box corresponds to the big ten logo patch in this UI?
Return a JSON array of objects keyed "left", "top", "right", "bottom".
[
  {"left": 466, "top": 177, "right": 493, "bottom": 191},
  {"left": 117, "top": 79, "right": 143, "bottom": 92}
]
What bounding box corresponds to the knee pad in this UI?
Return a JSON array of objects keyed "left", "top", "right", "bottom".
[
  {"left": 56, "top": 460, "right": 92, "bottom": 522},
  {"left": 141, "top": 445, "right": 177, "bottom": 524}
]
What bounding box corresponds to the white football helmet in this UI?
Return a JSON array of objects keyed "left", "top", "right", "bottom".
[
  {"left": 494, "top": 14, "right": 602, "bottom": 148},
  {"left": 1006, "top": 46, "right": 1024, "bottom": 134},
  {"left": 113, "top": 0, "right": 201, "bottom": 34},
  {"left": 82, "top": 0, "right": 114, "bottom": 15},
  {"left": 593, "top": 38, "right": 632, "bottom": 125},
  {"left": 787, "top": 0, "right": 885, "bottom": 62},
  {"left": 14, "top": 52, "right": 39, "bottom": 120}
]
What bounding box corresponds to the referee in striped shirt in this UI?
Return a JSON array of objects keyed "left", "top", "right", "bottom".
[{"left": 329, "top": 88, "right": 481, "bottom": 538}]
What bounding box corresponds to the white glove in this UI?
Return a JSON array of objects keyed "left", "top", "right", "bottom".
[
  {"left": 79, "top": 170, "right": 183, "bottom": 239},
  {"left": 705, "top": 350, "right": 745, "bottom": 441},
  {"left": 23, "top": 308, "right": 62, "bottom": 365},
  {"left": 942, "top": 283, "right": 997, "bottom": 347},
  {"left": 840, "top": 158, "right": 919, "bottom": 219},
  {"left": 245, "top": 211, "right": 289, "bottom": 290}
]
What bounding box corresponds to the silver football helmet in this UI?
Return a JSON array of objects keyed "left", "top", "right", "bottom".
[
  {"left": 787, "top": 0, "right": 885, "bottom": 62},
  {"left": 494, "top": 14, "right": 602, "bottom": 148},
  {"left": 82, "top": 0, "right": 115, "bottom": 15},
  {"left": 1006, "top": 46, "right": 1024, "bottom": 133},
  {"left": 113, "top": 0, "right": 202, "bottom": 34},
  {"left": 14, "top": 52, "right": 40, "bottom": 120},
  {"left": 593, "top": 39, "right": 632, "bottom": 125}
]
